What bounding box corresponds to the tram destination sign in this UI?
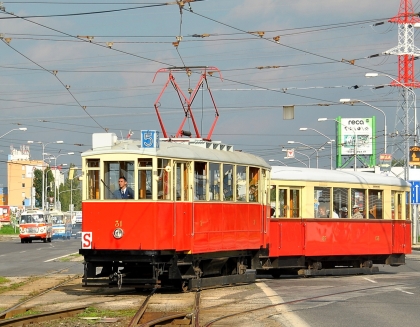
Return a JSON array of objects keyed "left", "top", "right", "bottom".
[
  {"left": 410, "top": 146, "right": 420, "bottom": 166},
  {"left": 141, "top": 130, "right": 160, "bottom": 149}
]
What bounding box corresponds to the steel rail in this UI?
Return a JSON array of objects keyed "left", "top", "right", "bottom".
[
  {"left": 127, "top": 287, "right": 157, "bottom": 327},
  {"left": 0, "top": 305, "right": 87, "bottom": 327},
  {"left": 192, "top": 290, "right": 201, "bottom": 327},
  {"left": 0, "top": 274, "right": 80, "bottom": 319}
]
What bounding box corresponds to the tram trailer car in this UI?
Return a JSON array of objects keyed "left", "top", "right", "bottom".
[
  {"left": 257, "top": 166, "right": 412, "bottom": 278},
  {"left": 79, "top": 133, "right": 271, "bottom": 290}
]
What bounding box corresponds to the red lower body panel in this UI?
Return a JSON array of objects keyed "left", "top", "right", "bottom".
[{"left": 268, "top": 219, "right": 411, "bottom": 257}]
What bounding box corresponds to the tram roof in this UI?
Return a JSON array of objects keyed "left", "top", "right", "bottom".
[
  {"left": 270, "top": 166, "right": 411, "bottom": 187},
  {"left": 82, "top": 136, "right": 271, "bottom": 169}
]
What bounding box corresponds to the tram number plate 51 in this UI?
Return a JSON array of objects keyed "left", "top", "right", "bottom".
[{"left": 82, "top": 232, "right": 92, "bottom": 249}]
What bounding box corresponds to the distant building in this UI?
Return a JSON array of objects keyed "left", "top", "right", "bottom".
[{"left": 7, "top": 145, "right": 44, "bottom": 207}]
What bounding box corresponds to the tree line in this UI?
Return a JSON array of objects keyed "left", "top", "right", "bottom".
[{"left": 32, "top": 165, "right": 81, "bottom": 212}]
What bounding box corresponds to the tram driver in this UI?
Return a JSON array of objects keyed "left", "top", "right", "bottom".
[{"left": 113, "top": 176, "right": 134, "bottom": 199}]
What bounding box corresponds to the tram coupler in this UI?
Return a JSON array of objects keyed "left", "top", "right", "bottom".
[{"left": 110, "top": 272, "right": 125, "bottom": 289}]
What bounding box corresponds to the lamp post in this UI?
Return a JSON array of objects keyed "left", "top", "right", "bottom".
[
  {"left": 366, "top": 72, "right": 417, "bottom": 181},
  {"left": 287, "top": 141, "right": 319, "bottom": 168},
  {"left": 27, "top": 140, "right": 63, "bottom": 210},
  {"left": 268, "top": 159, "right": 288, "bottom": 166},
  {"left": 283, "top": 156, "right": 308, "bottom": 167},
  {"left": 0, "top": 127, "right": 27, "bottom": 139},
  {"left": 319, "top": 118, "right": 357, "bottom": 171},
  {"left": 300, "top": 127, "right": 334, "bottom": 169},
  {"left": 339, "top": 99, "right": 387, "bottom": 153},
  {"left": 282, "top": 148, "right": 311, "bottom": 167},
  {"left": 69, "top": 167, "right": 81, "bottom": 222},
  {"left": 46, "top": 153, "right": 74, "bottom": 209}
]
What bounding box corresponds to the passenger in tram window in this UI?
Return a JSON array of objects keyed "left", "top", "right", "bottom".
[
  {"left": 317, "top": 204, "right": 328, "bottom": 218},
  {"left": 249, "top": 185, "right": 258, "bottom": 202},
  {"left": 339, "top": 207, "right": 348, "bottom": 218},
  {"left": 352, "top": 205, "right": 364, "bottom": 219},
  {"left": 270, "top": 207, "right": 275, "bottom": 217},
  {"left": 113, "top": 176, "right": 134, "bottom": 199},
  {"left": 331, "top": 206, "right": 339, "bottom": 218},
  {"left": 369, "top": 202, "right": 377, "bottom": 219}
]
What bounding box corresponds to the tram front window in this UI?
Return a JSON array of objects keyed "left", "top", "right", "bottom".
[{"left": 104, "top": 161, "right": 134, "bottom": 199}]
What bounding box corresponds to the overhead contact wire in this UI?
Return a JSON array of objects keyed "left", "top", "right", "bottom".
[{"left": 0, "top": 39, "right": 107, "bottom": 131}]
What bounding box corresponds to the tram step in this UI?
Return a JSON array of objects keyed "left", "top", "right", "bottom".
[
  {"left": 188, "top": 272, "right": 256, "bottom": 290},
  {"left": 298, "top": 266, "right": 379, "bottom": 276}
]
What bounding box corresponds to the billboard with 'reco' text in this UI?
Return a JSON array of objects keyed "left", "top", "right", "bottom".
[{"left": 340, "top": 118, "right": 374, "bottom": 156}]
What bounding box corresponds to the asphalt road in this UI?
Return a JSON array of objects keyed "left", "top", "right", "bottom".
[
  {"left": 0, "top": 236, "right": 83, "bottom": 276},
  {"left": 259, "top": 251, "right": 420, "bottom": 327}
]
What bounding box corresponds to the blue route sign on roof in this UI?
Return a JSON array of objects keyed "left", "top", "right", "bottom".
[{"left": 411, "top": 181, "right": 420, "bottom": 204}]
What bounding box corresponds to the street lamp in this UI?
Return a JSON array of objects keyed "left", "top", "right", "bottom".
[
  {"left": 0, "top": 127, "right": 27, "bottom": 139},
  {"left": 339, "top": 99, "right": 387, "bottom": 153},
  {"left": 287, "top": 141, "right": 319, "bottom": 168},
  {"left": 319, "top": 118, "right": 357, "bottom": 171},
  {"left": 69, "top": 168, "right": 81, "bottom": 221},
  {"left": 282, "top": 148, "right": 311, "bottom": 167},
  {"left": 27, "top": 140, "right": 64, "bottom": 210},
  {"left": 366, "top": 72, "right": 417, "bottom": 181},
  {"left": 283, "top": 156, "right": 308, "bottom": 167},
  {"left": 300, "top": 127, "right": 334, "bottom": 170},
  {"left": 268, "top": 159, "right": 288, "bottom": 166},
  {"left": 45, "top": 152, "right": 74, "bottom": 209}
]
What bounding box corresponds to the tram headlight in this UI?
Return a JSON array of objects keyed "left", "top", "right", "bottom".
[{"left": 113, "top": 228, "right": 124, "bottom": 239}]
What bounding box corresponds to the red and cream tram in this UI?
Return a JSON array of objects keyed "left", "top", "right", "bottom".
[
  {"left": 79, "top": 131, "right": 271, "bottom": 289},
  {"left": 258, "top": 166, "right": 411, "bottom": 278}
]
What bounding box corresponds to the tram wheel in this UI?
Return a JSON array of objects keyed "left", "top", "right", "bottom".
[
  {"left": 43, "top": 238, "right": 47, "bottom": 243},
  {"left": 47, "top": 238, "right": 52, "bottom": 243},
  {"left": 20, "top": 239, "right": 24, "bottom": 244},
  {"left": 28, "top": 239, "right": 32, "bottom": 243}
]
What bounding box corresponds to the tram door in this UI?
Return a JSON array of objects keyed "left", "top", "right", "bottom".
[
  {"left": 276, "top": 187, "right": 301, "bottom": 218},
  {"left": 173, "top": 161, "right": 192, "bottom": 249}
]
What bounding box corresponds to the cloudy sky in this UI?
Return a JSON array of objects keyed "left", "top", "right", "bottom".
[{"left": 0, "top": 0, "right": 416, "bottom": 186}]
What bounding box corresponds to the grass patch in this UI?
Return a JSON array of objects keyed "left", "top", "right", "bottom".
[
  {"left": 0, "top": 276, "right": 40, "bottom": 295},
  {"left": 79, "top": 306, "right": 137, "bottom": 318},
  {"left": 0, "top": 225, "right": 19, "bottom": 235},
  {"left": 0, "top": 276, "right": 10, "bottom": 284},
  {"left": 11, "top": 309, "right": 42, "bottom": 318},
  {"left": 58, "top": 253, "right": 82, "bottom": 262}
]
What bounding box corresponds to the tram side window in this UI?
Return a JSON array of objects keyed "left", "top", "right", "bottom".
[
  {"left": 236, "top": 166, "right": 246, "bottom": 202},
  {"left": 333, "top": 188, "right": 348, "bottom": 218},
  {"left": 157, "top": 158, "right": 171, "bottom": 200},
  {"left": 104, "top": 161, "right": 134, "bottom": 199},
  {"left": 223, "top": 164, "right": 233, "bottom": 201},
  {"left": 209, "top": 163, "right": 221, "bottom": 200},
  {"left": 138, "top": 159, "right": 152, "bottom": 200},
  {"left": 406, "top": 191, "right": 410, "bottom": 220},
  {"left": 249, "top": 167, "right": 260, "bottom": 202},
  {"left": 368, "top": 190, "right": 383, "bottom": 219},
  {"left": 87, "top": 170, "right": 100, "bottom": 200},
  {"left": 351, "top": 188, "right": 365, "bottom": 218},
  {"left": 277, "top": 188, "right": 287, "bottom": 217},
  {"left": 86, "top": 159, "right": 100, "bottom": 200},
  {"left": 174, "top": 162, "right": 190, "bottom": 201},
  {"left": 314, "top": 187, "right": 331, "bottom": 218},
  {"left": 290, "top": 189, "right": 300, "bottom": 218},
  {"left": 194, "top": 162, "right": 207, "bottom": 200}
]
